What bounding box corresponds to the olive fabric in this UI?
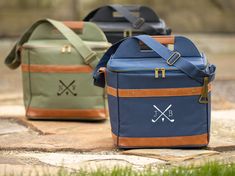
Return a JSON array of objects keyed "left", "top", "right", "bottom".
[{"left": 5, "top": 19, "right": 110, "bottom": 120}]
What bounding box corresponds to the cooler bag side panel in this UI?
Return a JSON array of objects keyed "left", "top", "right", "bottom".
[
  {"left": 107, "top": 70, "right": 120, "bottom": 144},
  {"left": 21, "top": 49, "right": 31, "bottom": 110}
]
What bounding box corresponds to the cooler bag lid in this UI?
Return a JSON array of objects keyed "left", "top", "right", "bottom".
[
  {"left": 93, "top": 35, "right": 216, "bottom": 88},
  {"left": 84, "top": 5, "right": 171, "bottom": 35}
]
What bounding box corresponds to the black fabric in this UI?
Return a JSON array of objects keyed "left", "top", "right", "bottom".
[{"left": 83, "top": 5, "right": 171, "bottom": 43}]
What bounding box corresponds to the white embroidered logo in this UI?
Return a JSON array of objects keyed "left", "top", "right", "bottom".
[{"left": 152, "top": 104, "right": 175, "bottom": 123}]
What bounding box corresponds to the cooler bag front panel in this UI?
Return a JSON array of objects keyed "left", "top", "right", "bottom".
[
  {"left": 21, "top": 40, "right": 107, "bottom": 120},
  {"left": 107, "top": 70, "right": 210, "bottom": 147}
]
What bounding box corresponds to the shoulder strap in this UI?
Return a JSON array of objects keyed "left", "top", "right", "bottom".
[
  {"left": 5, "top": 19, "right": 99, "bottom": 69},
  {"left": 93, "top": 35, "right": 216, "bottom": 88},
  {"left": 135, "top": 35, "right": 216, "bottom": 83},
  {"left": 84, "top": 5, "right": 160, "bottom": 35}
]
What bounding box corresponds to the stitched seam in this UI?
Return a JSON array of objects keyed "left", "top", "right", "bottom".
[
  {"left": 26, "top": 50, "right": 33, "bottom": 117},
  {"left": 207, "top": 93, "right": 210, "bottom": 143},
  {"left": 117, "top": 72, "right": 120, "bottom": 147}
]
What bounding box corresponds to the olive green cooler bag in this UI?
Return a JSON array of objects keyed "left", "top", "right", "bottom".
[{"left": 5, "top": 19, "right": 110, "bottom": 120}]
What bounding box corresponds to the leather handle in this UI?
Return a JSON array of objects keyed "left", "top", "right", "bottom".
[
  {"left": 63, "top": 21, "right": 84, "bottom": 29},
  {"left": 152, "top": 36, "right": 175, "bottom": 44}
]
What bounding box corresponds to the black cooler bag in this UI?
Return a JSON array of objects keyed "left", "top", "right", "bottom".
[{"left": 83, "top": 5, "right": 171, "bottom": 43}]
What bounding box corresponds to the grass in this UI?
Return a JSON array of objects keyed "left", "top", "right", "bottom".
[
  {"left": 4, "top": 162, "right": 235, "bottom": 176},
  {"left": 54, "top": 162, "right": 235, "bottom": 176}
]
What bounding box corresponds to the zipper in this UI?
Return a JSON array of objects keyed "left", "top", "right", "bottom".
[
  {"left": 61, "top": 45, "right": 72, "bottom": 54},
  {"left": 109, "top": 67, "right": 178, "bottom": 73},
  {"left": 109, "top": 67, "right": 180, "bottom": 79},
  {"left": 155, "top": 68, "right": 166, "bottom": 78}
]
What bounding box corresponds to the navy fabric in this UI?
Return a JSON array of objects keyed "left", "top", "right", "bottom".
[
  {"left": 108, "top": 95, "right": 119, "bottom": 135},
  {"left": 116, "top": 72, "right": 202, "bottom": 89},
  {"left": 93, "top": 35, "right": 215, "bottom": 148},
  {"left": 108, "top": 57, "right": 207, "bottom": 71},
  {"left": 118, "top": 96, "right": 208, "bottom": 137}
]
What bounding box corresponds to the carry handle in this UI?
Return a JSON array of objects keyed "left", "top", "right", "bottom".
[
  {"left": 84, "top": 5, "right": 164, "bottom": 35},
  {"left": 152, "top": 36, "right": 175, "bottom": 44},
  {"left": 115, "top": 35, "right": 201, "bottom": 58},
  {"left": 84, "top": 5, "right": 160, "bottom": 22},
  {"left": 63, "top": 21, "right": 84, "bottom": 30}
]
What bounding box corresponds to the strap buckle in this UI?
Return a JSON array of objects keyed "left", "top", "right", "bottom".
[
  {"left": 132, "top": 17, "right": 145, "bottom": 28},
  {"left": 199, "top": 77, "right": 209, "bottom": 104},
  {"left": 84, "top": 51, "right": 97, "bottom": 64},
  {"left": 167, "top": 52, "right": 181, "bottom": 66}
]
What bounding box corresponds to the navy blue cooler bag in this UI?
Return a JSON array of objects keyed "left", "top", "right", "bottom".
[{"left": 94, "top": 35, "right": 216, "bottom": 148}]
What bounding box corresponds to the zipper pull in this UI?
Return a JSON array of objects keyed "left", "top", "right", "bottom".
[
  {"left": 66, "top": 45, "right": 71, "bottom": 53},
  {"left": 161, "top": 68, "right": 166, "bottom": 78},
  {"left": 61, "top": 46, "right": 66, "bottom": 53},
  {"left": 155, "top": 68, "right": 159, "bottom": 78},
  {"left": 61, "top": 45, "right": 72, "bottom": 53},
  {"left": 199, "top": 77, "right": 209, "bottom": 104}
]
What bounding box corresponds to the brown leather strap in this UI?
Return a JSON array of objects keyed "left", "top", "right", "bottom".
[
  {"left": 112, "top": 133, "right": 208, "bottom": 147},
  {"left": 63, "top": 21, "right": 84, "bottom": 29},
  {"left": 21, "top": 64, "right": 92, "bottom": 73},
  {"left": 107, "top": 84, "right": 212, "bottom": 98},
  {"left": 27, "top": 107, "right": 107, "bottom": 118}
]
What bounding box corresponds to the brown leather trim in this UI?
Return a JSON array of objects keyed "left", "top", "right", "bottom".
[
  {"left": 152, "top": 36, "right": 175, "bottom": 44},
  {"left": 63, "top": 21, "right": 84, "bottom": 29},
  {"left": 27, "top": 107, "right": 107, "bottom": 118},
  {"left": 112, "top": 133, "right": 208, "bottom": 147},
  {"left": 112, "top": 133, "right": 118, "bottom": 146},
  {"left": 107, "top": 86, "right": 118, "bottom": 97},
  {"left": 107, "top": 84, "right": 212, "bottom": 97},
  {"left": 99, "top": 67, "right": 107, "bottom": 78},
  {"left": 21, "top": 64, "right": 92, "bottom": 73}
]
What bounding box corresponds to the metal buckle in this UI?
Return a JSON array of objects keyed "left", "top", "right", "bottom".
[
  {"left": 84, "top": 51, "right": 96, "bottom": 64},
  {"left": 167, "top": 52, "right": 181, "bottom": 66},
  {"left": 123, "top": 29, "right": 132, "bottom": 37},
  {"left": 132, "top": 17, "right": 145, "bottom": 28},
  {"left": 199, "top": 77, "right": 209, "bottom": 104}
]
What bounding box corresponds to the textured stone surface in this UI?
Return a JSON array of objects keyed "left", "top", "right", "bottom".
[
  {"left": 209, "top": 110, "right": 235, "bottom": 151},
  {"left": 0, "top": 109, "right": 234, "bottom": 152},
  {"left": 19, "top": 152, "right": 165, "bottom": 170},
  {"left": 0, "top": 116, "right": 114, "bottom": 152},
  {"left": 0, "top": 164, "right": 60, "bottom": 176},
  {"left": 122, "top": 149, "right": 219, "bottom": 162},
  {"left": 0, "top": 119, "right": 28, "bottom": 135}
]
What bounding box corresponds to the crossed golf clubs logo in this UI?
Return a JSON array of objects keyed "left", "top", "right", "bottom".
[
  {"left": 57, "top": 80, "right": 77, "bottom": 96},
  {"left": 152, "top": 104, "right": 175, "bottom": 123}
]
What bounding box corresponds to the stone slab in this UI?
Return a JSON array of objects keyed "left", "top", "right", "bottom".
[
  {"left": 0, "top": 164, "right": 60, "bottom": 176},
  {"left": 0, "top": 108, "right": 234, "bottom": 153},
  {"left": 122, "top": 149, "right": 219, "bottom": 162},
  {"left": 209, "top": 110, "right": 235, "bottom": 151},
  {"left": 0, "top": 117, "right": 114, "bottom": 152},
  {"left": 19, "top": 152, "right": 165, "bottom": 170},
  {"left": 0, "top": 119, "right": 28, "bottom": 135},
  {"left": 0, "top": 105, "right": 24, "bottom": 117}
]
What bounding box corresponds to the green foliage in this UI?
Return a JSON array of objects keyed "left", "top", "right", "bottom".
[
  {"left": 53, "top": 162, "right": 235, "bottom": 176},
  {"left": 4, "top": 162, "right": 235, "bottom": 176}
]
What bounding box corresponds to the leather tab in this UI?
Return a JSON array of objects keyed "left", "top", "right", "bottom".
[{"left": 63, "top": 21, "right": 84, "bottom": 29}]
